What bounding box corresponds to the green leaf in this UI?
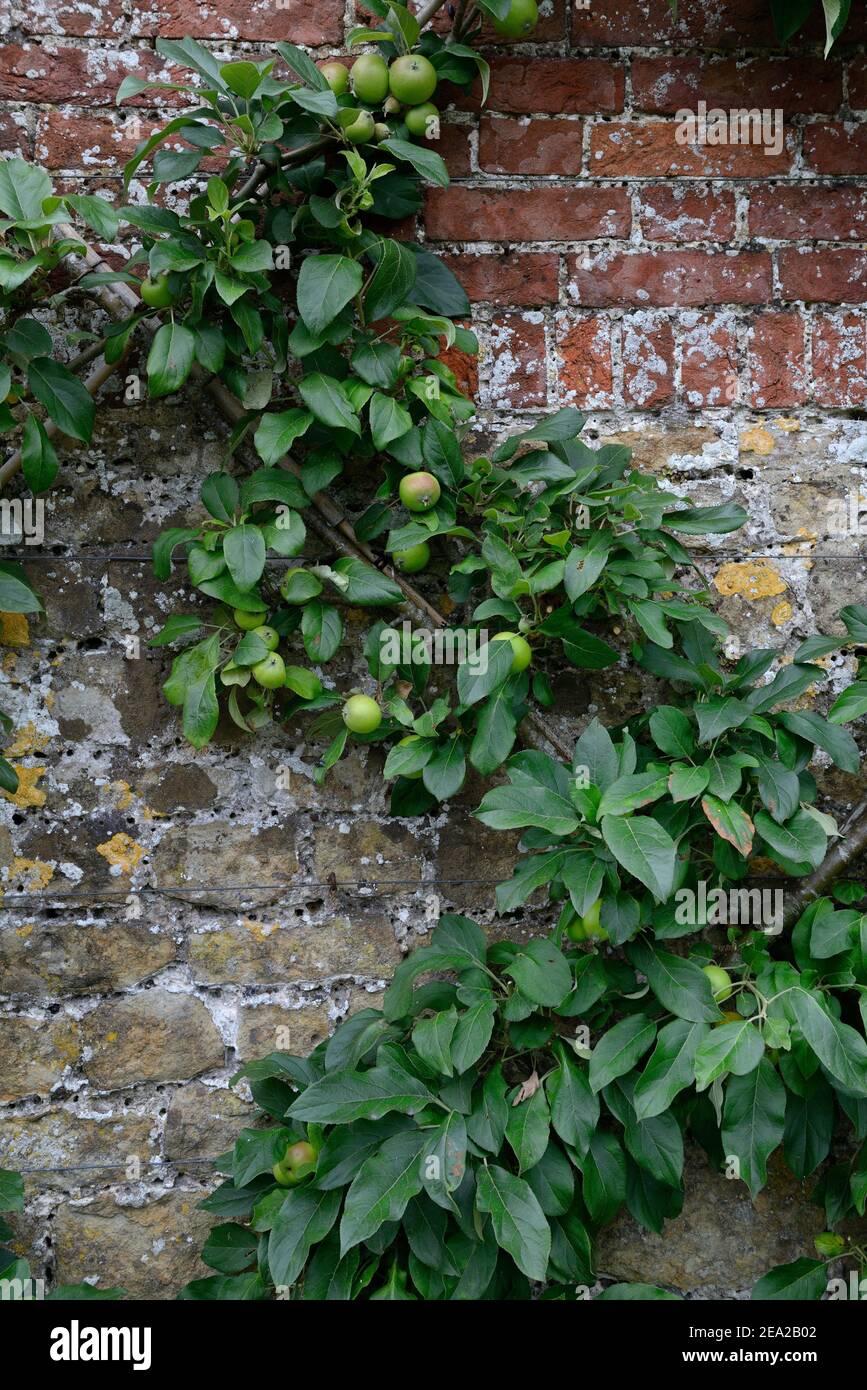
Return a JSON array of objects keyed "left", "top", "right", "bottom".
[
  {"left": 379, "top": 137, "right": 449, "bottom": 188},
  {"left": 223, "top": 525, "right": 266, "bottom": 592},
  {"left": 693, "top": 1020, "right": 765, "bottom": 1088},
  {"left": 339, "top": 1129, "right": 427, "bottom": 1253},
  {"left": 662, "top": 501, "right": 747, "bottom": 535},
  {"left": 649, "top": 705, "right": 695, "bottom": 759},
  {"left": 299, "top": 372, "right": 361, "bottom": 435},
  {"left": 624, "top": 1110, "right": 683, "bottom": 1188},
  {"left": 777, "top": 710, "right": 860, "bottom": 773},
  {"left": 470, "top": 682, "right": 520, "bottom": 776},
  {"left": 755, "top": 809, "right": 827, "bottom": 872},
  {"left": 351, "top": 339, "right": 402, "bottom": 389},
  {"left": 268, "top": 1187, "right": 341, "bottom": 1287},
  {"left": 634, "top": 1019, "right": 709, "bottom": 1121},
  {"left": 752, "top": 1256, "right": 827, "bottom": 1301},
  {"left": 146, "top": 322, "right": 196, "bottom": 399},
  {"left": 183, "top": 672, "right": 219, "bottom": 748},
  {"left": 503, "top": 939, "right": 572, "bottom": 1008},
  {"left": 600, "top": 815, "right": 677, "bottom": 902},
  {"left": 369, "top": 392, "right": 412, "bottom": 450},
  {"left": 790, "top": 989, "right": 867, "bottom": 1096},
  {"left": 253, "top": 409, "right": 313, "bottom": 466},
  {"left": 288, "top": 1060, "right": 434, "bottom": 1123},
  {"left": 330, "top": 556, "right": 402, "bottom": 606},
  {"left": 695, "top": 696, "right": 751, "bottom": 743},
  {"left": 0, "top": 1169, "right": 24, "bottom": 1212},
  {"left": 597, "top": 771, "right": 669, "bottom": 818},
  {"left": 475, "top": 1165, "right": 550, "bottom": 1282},
  {"left": 365, "top": 239, "right": 417, "bottom": 321},
  {"left": 628, "top": 940, "right": 720, "bottom": 1023},
  {"left": 20, "top": 414, "right": 58, "bottom": 493},
  {"left": 589, "top": 1014, "right": 657, "bottom": 1094},
  {"left": 477, "top": 783, "right": 579, "bottom": 837},
  {"left": 412, "top": 1007, "right": 458, "bottom": 1078},
  {"left": 784, "top": 1074, "right": 834, "bottom": 1179},
  {"left": 297, "top": 255, "right": 363, "bottom": 337},
  {"left": 547, "top": 1047, "right": 599, "bottom": 1157},
  {"left": 580, "top": 1131, "right": 627, "bottom": 1226},
  {"left": 756, "top": 759, "right": 801, "bottom": 823},
  {"left": 202, "top": 1223, "right": 259, "bottom": 1275},
  {"left": 721, "top": 1057, "right": 786, "bottom": 1196},
  {"left": 506, "top": 1084, "right": 551, "bottom": 1173},
  {"left": 668, "top": 764, "right": 709, "bottom": 803},
  {"left": 27, "top": 357, "right": 94, "bottom": 441},
  {"left": 829, "top": 681, "right": 867, "bottom": 725},
  {"left": 573, "top": 718, "right": 619, "bottom": 790},
  {"left": 301, "top": 603, "right": 342, "bottom": 661},
  {"left": 422, "top": 735, "right": 466, "bottom": 801},
  {"left": 451, "top": 1001, "right": 496, "bottom": 1075}
]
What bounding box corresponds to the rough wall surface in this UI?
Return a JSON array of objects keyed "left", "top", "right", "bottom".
[{"left": 1, "top": 0, "right": 866, "bottom": 1297}]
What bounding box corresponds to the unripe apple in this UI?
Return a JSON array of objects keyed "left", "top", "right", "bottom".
[
  {"left": 320, "top": 60, "right": 349, "bottom": 95},
  {"left": 344, "top": 110, "right": 376, "bottom": 144},
  {"left": 252, "top": 653, "right": 286, "bottom": 689},
  {"left": 351, "top": 52, "right": 390, "bottom": 104},
  {"left": 342, "top": 694, "right": 382, "bottom": 734},
  {"left": 702, "top": 963, "right": 733, "bottom": 1002},
  {"left": 388, "top": 54, "right": 438, "bottom": 105},
  {"left": 399, "top": 471, "right": 440, "bottom": 512},
  {"left": 234, "top": 607, "right": 268, "bottom": 630},
  {"left": 394, "top": 541, "right": 430, "bottom": 573},
  {"left": 252, "top": 625, "right": 279, "bottom": 652},
  {"left": 491, "top": 631, "right": 532, "bottom": 673}
]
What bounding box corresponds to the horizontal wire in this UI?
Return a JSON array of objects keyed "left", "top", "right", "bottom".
[
  {"left": 0, "top": 877, "right": 506, "bottom": 905},
  {"left": 4, "top": 548, "right": 867, "bottom": 564},
  {"left": 14, "top": 1158, "right": 224, "bottom": 1175}
]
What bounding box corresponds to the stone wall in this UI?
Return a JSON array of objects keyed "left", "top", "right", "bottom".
[{"left": 1, "top": 0, "right": 866, "bottom": 1297}]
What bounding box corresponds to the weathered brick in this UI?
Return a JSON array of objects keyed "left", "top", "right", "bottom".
[
  {"left": 478, "top": 115, "right": 583, "bottom": 176},
  {"left": 639, "top": 185, "right": 736, "bottom": 242},
  {"left": 622, "top": 312, "right": 675, "bottom": 407},
  {"left": 812, "top": 312, "right": 867, "bottom": 407},
  {"left": 0, "top": 1016, "right": 81, "bottom": 1102},
  {"left": 447, "top": 58, "right": 624, "bottom": 115},
  {"left": 487, "top": 313, "right": 547, "bottom": 409},
  {"left": 236, "top": 1002, "right": 331, "bottom": 1061},
  {"left": 18, "top": 0, "right": 127, "bottom": 39},
  {"left": 188, "top": 914, "right": 400, "bottom": 986},
  {"left": 573, "top": 0, "right": 784, "bottom": 47},
  {"left": 431, "top": 120, "right": 472, "bottom": 178},
  {"left": 778, "top": 248, "right": 867, "bottom": 303},
  {"left": 747, "top": 312, "right": 807, "bottom": 408},
  {"left": 749, "top": 185, "right": 867, "bottom": 240},
  {"left": 803, "top": 123, "right": 867, "bottom": 175},
  {"left": 680, "top": 312, "right": 739, "bottom": 408},
  {"left": 556, "top": 313, "right": 615, "bottom": 408},
  {"left": 150, "top": 0, "right": 344, "bottom": 42},
  {"left": 631, "top": 56, "right": 843, "bottom": 115},
  {"left": 589, "top": 121, "right": 795, "bottom": 178},
  {"left": 568, "top": 250, "right": 772, "bottom": 308},
  {"left": 0, "top": 44, "right": 163, "bottom": 104},
  {"left": 35, "top": 110, "right": 151, "bottom": 171},
  {"left": 81, "top": 992, "right": 224, "bottom": 1089},
  {"left": 425, "top": 186, "right": 631, "bottom": 242},
  {"left": 442, "top": 252, "right": 560, "bottom": 305}
]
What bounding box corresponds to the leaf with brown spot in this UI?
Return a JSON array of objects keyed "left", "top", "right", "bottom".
[{"left": 701, "top": 794, "right": 754, "bottom": 858}]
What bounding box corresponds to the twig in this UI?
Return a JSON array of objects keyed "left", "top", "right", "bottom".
[
  {"left": 234, "top": 135, "right": 333, "bottom": 205},
  {"left": 782, "top": 797, "right": 867, "bottom": 926}
]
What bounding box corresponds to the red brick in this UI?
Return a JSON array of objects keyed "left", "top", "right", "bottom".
[
  {"left": 152, "top": 0, "right": 343, "bottom": 43},
  {"left": 425, "top": 187, "right": 630, "bottom": 243},
  {"left": 573, "top": 0, "right": 778, "bottom": 47},
  {"left": 803, "top": 123, "right": 867, "bottom": 175},
  {"left": 439, "top": 329, "right": 479, "bottom": 400},
  {"left": 748, "top": 185, "right": 867, "bottom": 240},
  {"left": 747, "top": 312, "right": 806, "bottom": 408},
  {"left": 478, "top": 116, "right": 583, "bottom": 176},
  {"left": 622, "top": 313, "right": 675, "bottom": 407},
  {"left": 487, "top": 313, "right": 547, "bottom": 410},
  {"left": 680, "top": 312, "right": 739, "bottom": 408},
  {"left": 778, "top": 248, "right": 867, "bottom": 303},
  {"left": 631, "top": 57, "right": 843, "bottom": 115},
  {"left": 446, "top": 58, "right": 624, "bottom": 115},
  {"left": 589, "top": 121, "right": 795, "bottom": 178},
  {"left": 441, "top": 252, "right": 559, "bottom": 305},
  {"left": 568, "top": 251, "right": 772, "bottom": 308},
  {"left": 21, "top": 0, "right": 127, "bottom": 38},
  {"left": 35, "top": 108, "right": 226, "bottom": 173},
  {"left": 812, "top": 312, "right": 867, "bottom": 407},
  {"left": 849, "top": 57, "right": 867, "bottom": 110},
  {"left": 639, "top": 186, "right": 736, "bottom": 242},
  {"left": 555, "top": 314, "right": 614, "bottom": 408},
  {"left": 429, "top": 122, "right": 472, "bottom": 178},
  {"left": 0, "top": 44, "right": 166, "bottom": 105}
]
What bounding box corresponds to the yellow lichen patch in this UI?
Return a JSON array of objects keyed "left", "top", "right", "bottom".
[
  {"left": 713, "top": 562, "right": 786, "bottom": 601},
  {"left": 782, "top": 527, "right": 817, "bottom": 556},
  {"left": 15, "top": 922, "right": 34, "bottom": 938},
  {"left": 773, "top": 417, "right": 801, "bottom": 433},
  {"left": 0, "top": 612, "right": 30, "bottom": 647},
  {"left": 2, "top": 765, "right": 46, "bottom": 807},
  {"left": 96, "top": 832, "right": 146, "bottom": 876},
  {"left": 101, "top": 780, "right": 134, "bottom": 812},
  {"left": 243, "top": 917, "right": 281, "bottom": 941},
  {"left": 771, "top": 600, "right": 793, "bottom": 627},
  {"left": 5, "top": 722, "right": 51, "bottom": 758},
  {"left": 7, "top": 858, "right": 54, "bottom": 891},
  {"left": 739, "top": 427, "right": 775, "bottom": 456}
]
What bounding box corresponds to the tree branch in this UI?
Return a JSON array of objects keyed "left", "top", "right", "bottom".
[{"left": 782, "top": 797, "right": 867, "bottom": 926}]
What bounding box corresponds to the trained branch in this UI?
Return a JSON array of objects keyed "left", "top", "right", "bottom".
[
  {"left": 28, "top": 223, "right": 572, "bottom": 763},
  {"left": 782, "top": 798, "right": 867, "bottom": 926}
]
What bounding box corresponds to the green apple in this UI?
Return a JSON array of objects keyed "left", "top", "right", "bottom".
[
  {"left": 388, "top": 54, "right": 438, "bottom": 105},
  {"left": 351, "top": 52, "right": 390, "bottom": 104},
  {"left": 404, "top": 103, "right": 439, "bottom": 139},
  {"left": 252, "top": 653, "right": 286, "bottom": 689},
  {"left": 492, "top": 0, "right": 539, "bottom": 38},
  {"left": 491, "top": 631, "right": 532, "bottom": 673},
  {"left": 394, "top": 541, "right": 430, "bottom": 573},
  {"left": 399, "top": 471, "right": 440, "bottom": 512},
  {"left": 252, "top": 625, "right": 279, "bottom": 652},
  {"left": 344, "top": 110, "right": 376, "bottom": 144},
  {"left": 702, "top": 964, "right": 733, "bottom": 1002},
  {"left": 140, "top": 273, "right": 175, "bottom": 309},
  {"left": 234, "top": 607, "right": 268, "bottom": 630},
  {"left": 320, "top": 60, "right": 349, "bottom": 95},
  {"left": 342, "top": 694, "right": 382, "bottom": 734}
]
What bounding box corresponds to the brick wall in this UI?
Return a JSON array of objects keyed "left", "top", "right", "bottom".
[{"left": 2, "top": 0, "right": 867, "bottom": 1298}]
